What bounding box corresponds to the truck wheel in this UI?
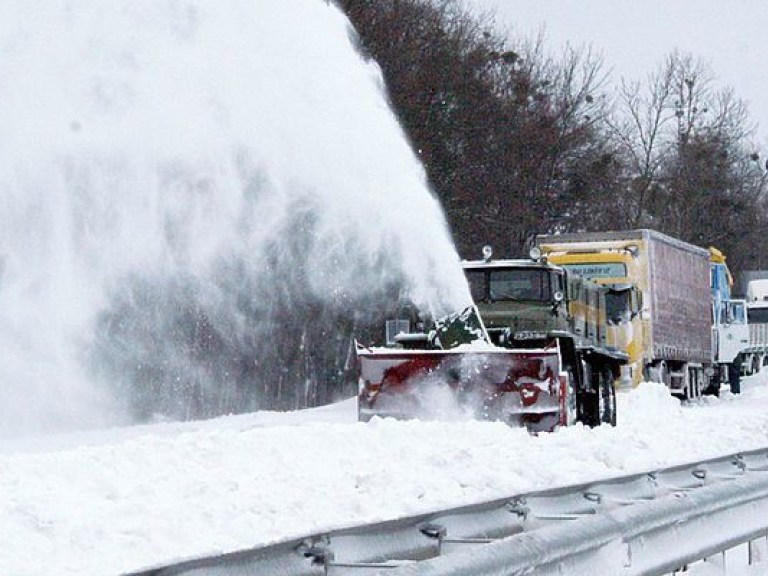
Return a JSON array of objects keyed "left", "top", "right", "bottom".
[
  {"left": 742, "top": 355, "right": 752, "bottom": 377},
  {"left": 657, "top": 361, "right": 668, "bottom": 386},
  {"left": 684, "top": 366, "right": 703, "bottom": 401},
  {"left": 729, "top": 360, "right": 741, "bottom": 394},
  {"left": 599, "top": 371, "right": 617, "bottom": 426},
  {"left": 703, "top": 374, "right": 720, "bottom": 397},
  {"left": 572, "top": 373, "right": 599, "bottom": 427},
  {"left": 573, "top": 360, "right": 591, "bottom": 426},
  {"left": 559, "top": 369, "right": 576, "bottom": 426},
  {"left": 609, "top": 388, "right": 617, "bottom": 426}
]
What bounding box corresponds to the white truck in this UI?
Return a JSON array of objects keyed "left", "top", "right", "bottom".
[
  {"left": 747, "top": 279, "right": 768, "bottom": 302},
  {"left": 740, "top": 277, "right": 768, "bottom": 376}
]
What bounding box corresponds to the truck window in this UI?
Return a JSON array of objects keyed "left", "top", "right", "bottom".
[
  {"left": 466, "top": 270, "right": 487, "bottom": 302},
  {"left": 488, "top": 269, "right": 551, "bottom": 302},
  {"left": 606, "top": 290, "right": 631, "bottom": 324},
  {"left": 730, "top": 302, "right": 746, "bottom": 324},
  {"left": 747, "top": 306, "right": 768, "bottom": 324},
  {"left": 464, "top": 268, "right": 553, "bottom": 302}
]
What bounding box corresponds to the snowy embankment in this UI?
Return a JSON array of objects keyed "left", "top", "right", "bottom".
[{"left": 3, "top": 374, "right": 768, "bottom": 575}]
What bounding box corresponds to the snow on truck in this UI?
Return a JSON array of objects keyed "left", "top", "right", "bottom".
[
  {"left": 355, "top": 247, "right": 627, "bottom": 431},
  {"left": 536, "top": 229, "right": 747, "bottom": 398}
]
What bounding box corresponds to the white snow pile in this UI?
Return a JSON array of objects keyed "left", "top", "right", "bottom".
[{"left": 2, "top": 373, "right": 768, "bottom": 575}]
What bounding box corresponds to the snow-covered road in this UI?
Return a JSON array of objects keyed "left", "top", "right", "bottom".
[{"left": 3, "top": 374, "right": 768, "bottom": 575}]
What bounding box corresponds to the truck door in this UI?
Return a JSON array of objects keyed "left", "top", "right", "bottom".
[{"left": 715, "top": 300, "right": 749, "bottom": 364}]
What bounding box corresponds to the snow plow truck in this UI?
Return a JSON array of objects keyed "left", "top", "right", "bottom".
[{"left": 356, "top": 247, "right": 628, "bottom": 431}]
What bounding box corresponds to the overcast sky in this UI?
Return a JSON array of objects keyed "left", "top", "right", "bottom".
[{"left": 468, "top": 0, "right": 768, "bottom": 147}]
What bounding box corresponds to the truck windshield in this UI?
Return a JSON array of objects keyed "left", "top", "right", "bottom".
[
  {"left": 465, "top": 268, "right": 551, "bottom": 302},
  {"left": 724, "top": 302, "right": 746, "bottom": 324},
  {"left": 747, "top": 306, "right": 768, "bottom": 324}
]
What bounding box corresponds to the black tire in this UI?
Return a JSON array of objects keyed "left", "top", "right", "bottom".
[
  {"left": 564, "top": 368, "right": 578, "bottom": 426},
  {"left": 599, "top": 370, "right": 617, "bottom": 426},
  {"left": 729, "top": 360, "right": 741, "bottom": 394},
  {"left": 682, "top": 366, "right": 700, "bottom": 401},
  {"left": 564, "top": 358, "right": 589, "bottom": 426},
  {"left": 578, "top": 359, "right": 595, "bottom": 426},
  {"left": 579, "top": 362, "right": 616, "bottom": 428},
  {"left": 703, "top": 379, "right": 720, "bottom": 397},
  {"left": 702, "top": 366, "right": 721, "bottom": 397},
  {"left": 657, "top": 361, "right": 668, "bottom": 386}
]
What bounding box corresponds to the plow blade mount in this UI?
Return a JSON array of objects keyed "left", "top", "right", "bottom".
[{"left": 356, "top": 344, "right": 567, "bottom": 432}]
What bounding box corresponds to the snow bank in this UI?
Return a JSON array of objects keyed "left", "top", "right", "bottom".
[{"left": 4, "top": 376, "right": 768, "bottom": 575}]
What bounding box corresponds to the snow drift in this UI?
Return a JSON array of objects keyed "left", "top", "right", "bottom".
[{"left": 3, "top": 376, "right": 768, "bottom": 575}]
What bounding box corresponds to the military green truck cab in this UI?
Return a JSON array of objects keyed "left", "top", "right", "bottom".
[
  {"left": 463, "top": 259, "right": 568, "bottom": 348},
  {"left": 462, "top": 255, "right": 614, "bottom": 355}
]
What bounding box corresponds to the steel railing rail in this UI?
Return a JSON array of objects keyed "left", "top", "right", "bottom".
[
  {"left": 381, "top": 473, "right": 768, "bottom": 576},
  {"left": 124, "top": 446, "right": 768, "bottom": 576}
]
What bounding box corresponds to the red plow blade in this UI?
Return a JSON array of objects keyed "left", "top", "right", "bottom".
[{"left": 356, "top": 343, "right": 567, "bottom": 432}]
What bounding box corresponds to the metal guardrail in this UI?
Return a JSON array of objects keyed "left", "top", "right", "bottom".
[
  {"left": 382, "top": 472, "right": 768, "bottom": 575},
  {"left": 125, "top": 448, "right": 768, "bottom": 576}
]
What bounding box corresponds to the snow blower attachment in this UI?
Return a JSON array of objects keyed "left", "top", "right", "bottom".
[
  {"left": 356, "top": 306, "right": 568, "bottom": 432},
  {"left": 356, "top": 252, "right": 627, "bottom": 431}
]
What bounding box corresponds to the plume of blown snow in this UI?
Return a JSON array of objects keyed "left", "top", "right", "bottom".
[{"left": 0, "top": 1, "right": 471, "bottom": 436}]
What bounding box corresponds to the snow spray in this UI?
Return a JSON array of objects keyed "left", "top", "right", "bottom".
[{"left": 0, "top": 1, "right": 471, "bottom": 436}]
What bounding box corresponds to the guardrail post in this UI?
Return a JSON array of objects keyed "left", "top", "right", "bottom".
[
  {"left": 506, "top": 496, "right": 529, "bottom": 520},
  {"left": 303, "top": 545, "right": 334, "bottom": 576},
  {"left": 419, "top": 523, "right": 447, "bottom": 555},
  {"left": 748, "top": 534, "right": 768, "bottom": 565}
]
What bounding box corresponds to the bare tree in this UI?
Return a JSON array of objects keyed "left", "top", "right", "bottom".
[
  {"left": 609, "top": 58, "right": 677, "bottom": 226},
  {"left": 345, "top": 4, "right": 768, "bottom": 273},
  {"left": 611, "top": 50, "right": 768, "bottom": 269}
]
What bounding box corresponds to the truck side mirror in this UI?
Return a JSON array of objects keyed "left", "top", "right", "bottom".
[{"left": 551, "top": 290, "right": 565, "bottom": 315}]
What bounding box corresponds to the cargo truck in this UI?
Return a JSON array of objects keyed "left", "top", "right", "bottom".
[
  {"left": 536, "top": 229, "right": 744, "bottom": 398},
  {"left": 740, "top": 277, "right": 768, "bottom": 378}
]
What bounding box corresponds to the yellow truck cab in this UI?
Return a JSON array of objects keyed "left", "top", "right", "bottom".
[
  {"left": 534, "top": 238, "right": 643, "bottom": 388},
  {"left": 536, "top": 230, "right": 723, "bottom": 402}
]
